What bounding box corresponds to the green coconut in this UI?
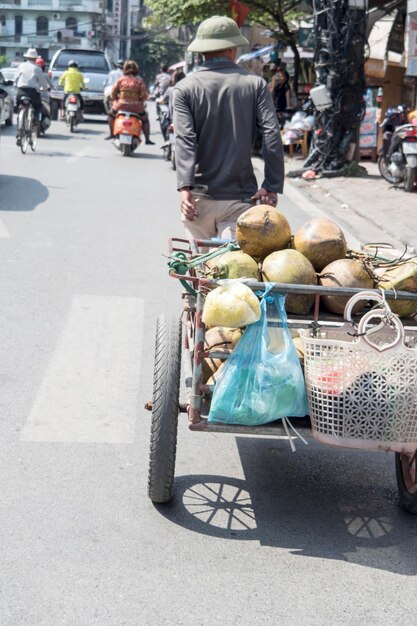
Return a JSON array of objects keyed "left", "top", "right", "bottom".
[
  {"left": 236, "top": 205, "right": 291, "bottom": 260},
  {"left": 292, "top": 218, "right": 348, "bottom": 272},
  {"left": 206, "top": 250, "right": 260, "bottom": 280},
  {"left": 262, "top": 249, "right": 318, "bottom": 315},
  {"left": 319, "top": 259, "right": 374, "bottom": 315},
  {"left": 378, "top": 261, "right": 417, "bottom": 317}
]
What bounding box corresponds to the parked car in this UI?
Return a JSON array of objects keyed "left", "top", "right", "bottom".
[
  {"left": 0, "top": 70, "right": 14, "bottom": 127},
  {"left": 48, "top": 48, "right": 112, "bottom": 119}
]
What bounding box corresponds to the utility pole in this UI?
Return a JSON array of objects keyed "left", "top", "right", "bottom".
[{"left": 303, "top": 0, "right": 368, "bottom": 174}]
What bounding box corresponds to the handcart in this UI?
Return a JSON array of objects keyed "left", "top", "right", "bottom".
[{"left": 146, "top": 237, "right": 417, "bottom": 514}]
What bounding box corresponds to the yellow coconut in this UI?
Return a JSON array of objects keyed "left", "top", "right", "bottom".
[
  {"left": 236, "top": 205, "right": 291, "bottom": 259},
  {"left": 262, "top": 249, "right": 317, "bottom": 315},
  {"left": 378, "top": 261, "right": 417, "bottom": 317},
  {"left": 319, "top": 259, "right": 374, "bottom": 315},
  {"left": 292, "top": 218, "right": 348, "bottom": 272},
  {"left": 206, "top": 250, "right": 260, "bottom": 280},
  {"left": 202, "top": 282, "right": 261, "bottom": 328}
]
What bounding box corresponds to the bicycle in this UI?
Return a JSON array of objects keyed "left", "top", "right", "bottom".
[{"left": 16, "top": 97, "right": 38, "bottom": 154}]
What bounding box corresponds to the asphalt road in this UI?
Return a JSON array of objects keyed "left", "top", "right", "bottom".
[{"left": 0, "top": 109, "right": 416, "bottom": 625}]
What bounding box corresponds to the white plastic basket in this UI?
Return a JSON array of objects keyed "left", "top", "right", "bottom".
[{"left": 302, "top": 292, "right": 417, "bottom": 453}]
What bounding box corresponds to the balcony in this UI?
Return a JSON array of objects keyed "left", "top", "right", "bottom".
[
  {"left": 27, "top": 34, "right": 56, "bottom": 45},
  {"left": 27, "top": 0, "right": 52, "bottom": 5}
]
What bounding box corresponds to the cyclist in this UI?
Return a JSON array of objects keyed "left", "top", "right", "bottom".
[
  {"left": 14, "top": 47, "right": 43, "bottom": 142},
  {"left": 58, "top": 60, "right": 86, "bottom": 120}
]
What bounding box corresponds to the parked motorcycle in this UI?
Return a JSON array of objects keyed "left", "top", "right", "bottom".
[
  {"left": 378, "top": 105, "right": 417, "bottom": 192},
  {"left": 113, "top": 111, "right": 142, "bottom": 157}
]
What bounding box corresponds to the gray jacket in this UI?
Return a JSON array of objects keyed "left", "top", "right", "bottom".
[{"left": 173, "top": 59, "right": 284, "bottom": 200}]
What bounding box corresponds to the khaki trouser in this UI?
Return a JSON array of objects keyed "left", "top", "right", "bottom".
[{"left": 181, "top": 198, "right": 254, "bottom": 242}]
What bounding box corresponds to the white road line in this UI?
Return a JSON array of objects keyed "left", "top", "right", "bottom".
[
  {"left": 21, "top": 295, "right": 144, "bottom": 444},
  {"left": 0, "top": 219, "right": 11, "bottom": 238}
]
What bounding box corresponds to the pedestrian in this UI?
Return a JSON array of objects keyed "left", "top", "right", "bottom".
[
  {"left": 270, "top": 69, "right": 292, "bottom": 116},
  {"left": 106, "top": 60, "right": 155, "bottom": 144},
  {"left": 173, "top": 15, "right": 284, "bottom": 241}
]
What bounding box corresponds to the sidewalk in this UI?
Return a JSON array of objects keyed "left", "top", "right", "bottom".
[{"left": 283, "top": 155, "right": 417, "bottom": 254}]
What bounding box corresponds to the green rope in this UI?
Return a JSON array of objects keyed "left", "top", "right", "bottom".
[{"left": 167, "top": 242, "right": 241, "bottom": 296}]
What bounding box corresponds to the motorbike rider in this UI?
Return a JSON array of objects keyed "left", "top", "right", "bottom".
[
  {"left": 104, "top": 59, "right": 124, "bottom": 88},
  {"left": 154, "top": 63, "right": 171, "bottom": 119},
  {"left": 58, "top": 60, "right": 86, "bottom": 120},
  {"left": 14, "top": 47, "right": 43, "bottom": 140},
  {"left": 36, "top": 56, "right": 53, "bottom": 91},
  {"left": 106, "top": 59, "right": 155, "bottom": 144}
]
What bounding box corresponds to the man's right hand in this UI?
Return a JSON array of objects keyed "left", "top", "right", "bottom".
[{"left": 180, "top": 188, "right": 198, "bottom": 221}]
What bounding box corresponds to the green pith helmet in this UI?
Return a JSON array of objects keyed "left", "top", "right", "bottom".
[{"left": 187, "top": 15, "right": 249, "bottom": 53}]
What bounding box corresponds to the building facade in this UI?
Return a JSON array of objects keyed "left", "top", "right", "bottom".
[{"left": 0, "top": 0, "right": 104, "bottom": 63}]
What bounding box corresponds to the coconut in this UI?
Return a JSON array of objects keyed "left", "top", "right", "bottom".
[
  {"left": 292, "top": 218, "right": 348, "bottom": 272},
  {"left": 202, "top": 357, "right": 224, "bottom": 384},
  {"left": 206, "top": 250, "right": 260, "bottom": 280},
  {"left": 236, "top": 205, "right": 291, "bottom": 259},
  {"left": 202, "top": 282, "right": 261, "bottom": 328},
  {"left": 319, "top": 259, "right": 374, "bottom": 315},
  {"left": 205, "top": 327, "right": 242, "bottom": 351},
  {"left": 378, "top": 261, "right": 417, "bottom": 317},
  {"left": 262, "top": 249, "right": 317, "bottom": 315}
]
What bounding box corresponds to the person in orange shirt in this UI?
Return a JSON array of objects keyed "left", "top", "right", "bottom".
[{"left": 106, "top": 60, "right": 154, "bottom": 144}]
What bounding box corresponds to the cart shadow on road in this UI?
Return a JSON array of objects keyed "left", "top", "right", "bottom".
[
  {"left": 0, "top": 175, "right": 48, "bottom": 211},
  {"left": 156, "top": 437, "right": 417, "bottom": 576}
]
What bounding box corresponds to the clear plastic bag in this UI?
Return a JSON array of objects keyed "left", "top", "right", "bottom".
[{"left": 208, "top": 285, "right": 308, "bottom": 425}]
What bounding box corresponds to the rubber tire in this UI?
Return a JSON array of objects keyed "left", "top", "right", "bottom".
[
  {"left": 30, "top": 128, "right": 37, "bottom": 151},
  {"left": 404, "top": 166, "right": 416, "bottom": 193},
  {"left": 51, "top": 100, "right": 58, "bottom": 121},
  {"left": 70, "top": 116, "right": 76, "bottom": 133},
  {"left": 395, "top": 452, "right": 417, "bottom": 514},
  {"left": 148, "top": 314, "right": 182, "bottom": 504},
  {"left": 377, "top": 155, "right": 397, "bottom": 184},
  {"left": 121, "top": 143, "right": 131, "bottom": 157},
  {"left": 20, "top": 134, "right": 28, "bottom": 154},
  {"left": 171, "top": 149, "right": 176, "bottom": 171}
]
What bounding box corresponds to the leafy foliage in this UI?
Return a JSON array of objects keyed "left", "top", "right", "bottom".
[{"left": 131, "top": 29, "right": 186, "bottom": 84}]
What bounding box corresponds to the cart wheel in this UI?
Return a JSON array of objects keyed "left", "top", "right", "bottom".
[
  {"left": 148, "top": 314, "right": 182, "bottom": 503},
  {"left": 395, "top": 451, "right": 417, "bottom": 514}
]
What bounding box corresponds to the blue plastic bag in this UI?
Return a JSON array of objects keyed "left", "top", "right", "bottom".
[{"left": 208, "top": 284, "right": 308, "bottom": 425}]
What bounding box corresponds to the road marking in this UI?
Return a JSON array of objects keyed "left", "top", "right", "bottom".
[
  {"left": 0, "top": 219, "right": 11, "bottom": 238},
  {"left": 21, "top": 295, "right": 144, "bottom": 444}
]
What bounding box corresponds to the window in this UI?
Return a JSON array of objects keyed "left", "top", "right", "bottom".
[
  {"left": 36, "top": 16, "right": 48, "bottom": 36},
  {"left": 15, "top": 15, "right": 22, "bottom": 35},
  {"left": 0, "top": 15, "right": 6, "bottom": 27},
  {"left": 65, "top": 17, "right": 77, "bottom": 31}
]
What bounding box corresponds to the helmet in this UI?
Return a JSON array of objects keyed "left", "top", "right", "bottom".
[
  {"left": 116, "top": 59, "right": 124, "bottom": 68},
  {"left": 36, "top": 57, "right": 45, "bottom": 68},
  {"left": 68, "top": 60, "right": 78, "bottom": 68},
  {"left": 187, "top": 15, "right": 249, "bottom": 53}
]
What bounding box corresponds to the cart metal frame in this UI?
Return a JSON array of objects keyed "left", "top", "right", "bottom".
[{"left": 146, "top": 237, "right": 417, "bottom": 511}]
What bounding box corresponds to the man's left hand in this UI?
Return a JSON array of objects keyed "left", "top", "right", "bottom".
[{"left": 251, "top": 188, "right": 278, "bottom": 207}]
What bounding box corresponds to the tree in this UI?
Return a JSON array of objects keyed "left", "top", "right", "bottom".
[
  {"left": 145, "top": 0, "right": 312, "bottom": 96},
  {"left": 130, "top": 29, "right": 186, "bottom": 84},
  {"left": 0, "top": 55, "right": 7, "bottom": 68}
]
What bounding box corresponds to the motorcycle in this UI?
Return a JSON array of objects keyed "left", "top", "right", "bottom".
[
  {"left": 65, "top": 93, "right": 83, "bottom": 133},
  {"left": 378, "top": 105, "right": 417, "bottom": 192},
  {"left": 113, "top": 110, "right": 142, "bottom": 157},
  {"left": 38, "top": 91, "right": 51, "bottom": 136}
]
